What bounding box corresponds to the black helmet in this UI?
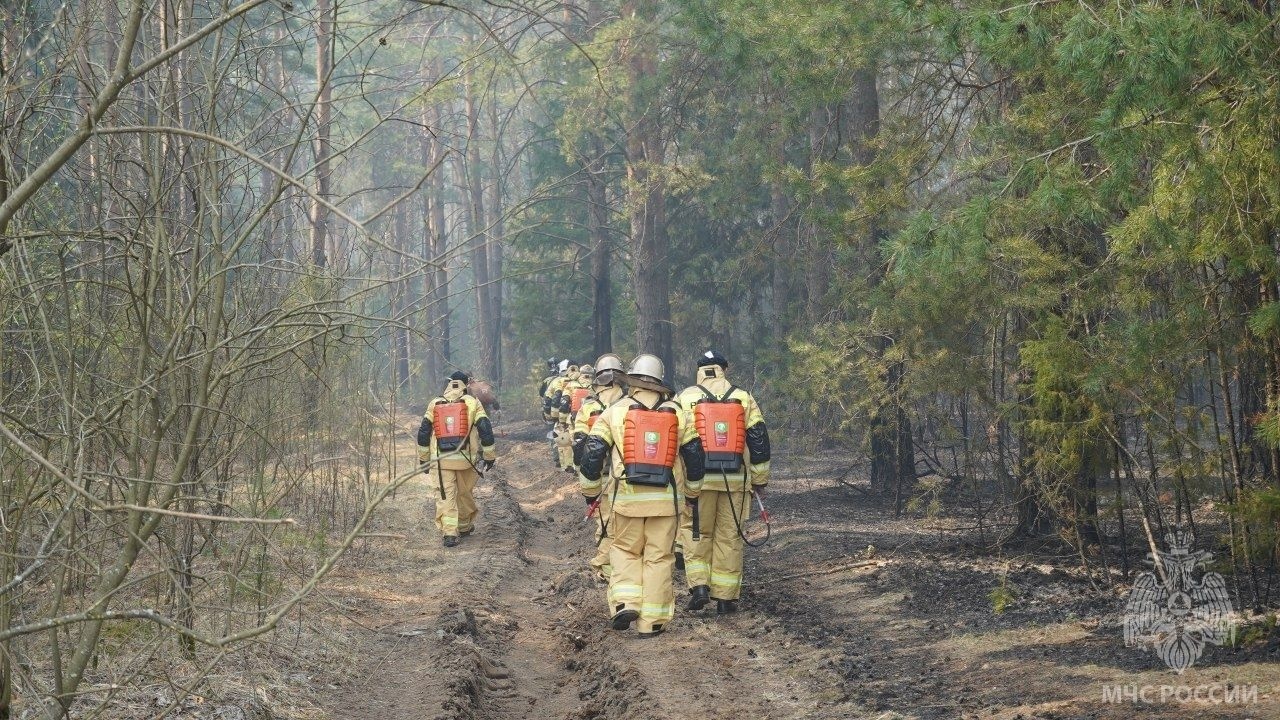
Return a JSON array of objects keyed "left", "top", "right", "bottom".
[{"left": 696, "top": 350, "right": 728, "bottom": 369}]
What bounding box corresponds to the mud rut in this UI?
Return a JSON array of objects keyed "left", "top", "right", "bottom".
[{"left": 320, "top": 420, "right": 1275, "bottom": 720}]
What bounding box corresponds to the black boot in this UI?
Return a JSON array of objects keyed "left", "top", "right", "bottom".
[
  {"left": 687, "top": 585, "right": 710, "bottom": 611},
  {"left": 674, "top": 552, "right": 685, "bottom": 572},
  {"left": 637, "top": 624, "right": 664, "bottom": 639},
  {"left": 716, "top": 599, "right": 738, "bottom": 615},
  {"left": 610, "top": 607, "right": 639, "bottom": 631},
  {"left": 443, "top": 536, "right": 459, "bottom": 548}
]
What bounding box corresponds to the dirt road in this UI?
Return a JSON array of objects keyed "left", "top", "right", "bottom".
[{"left": 313, "top": 420, "right": 1279, "bottom": 720}]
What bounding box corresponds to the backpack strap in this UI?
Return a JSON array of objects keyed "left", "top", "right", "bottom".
[
  {"left": 696, "top": 384, "right": 739, "bottom": 403},
  {"left": 629, "top": 395, "right": 655, "bottom": 412}
]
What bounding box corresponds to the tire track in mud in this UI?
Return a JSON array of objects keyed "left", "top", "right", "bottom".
[
  {"left": 325, "top": 428, "right": 591, "bottom": 720},
  {"left": 501, "top": 437, "right": 842, "bottom": 720}
]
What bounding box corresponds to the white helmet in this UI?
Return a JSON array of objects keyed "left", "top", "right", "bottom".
[
  {"left": 558, "top": 358, "right": 570, "bottom": 373},
  {"left": 595, "top": 353, "right": 625, "bottom": 374},
  {"left": 628, "top": 353, "right": 665, "bottom": 383}
]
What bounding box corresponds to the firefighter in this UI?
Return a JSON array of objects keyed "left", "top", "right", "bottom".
[
  {"left": 538, "top": 357, "right": 559, "bottom": 423},
  {"left": 574, "top": 354, "right": 627, "bottom": 580},
  {"left": 558, "top": 363, "right": 594, "bottom": 467},
  {"left": 580, "top": 354, "right": 706, "bottom": 637},
  {"left": 542, "top": 359, "right": 569, "bottom": 425},
  {"left": 550, "top": 362, "right": 583, "bottom": 472},
  {"left": 676, "top": 351, "right": 770, "bottom": 613},
  {"left": 417, "top": 371, "right": 497, "bottom": 547},
  {"left": 543, "top": 360, "right": 575, "bottom": 468}
]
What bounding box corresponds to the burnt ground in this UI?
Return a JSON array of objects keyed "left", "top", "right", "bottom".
[{"left": 298, "top": 420, "right": 1280, "bottom": 720}]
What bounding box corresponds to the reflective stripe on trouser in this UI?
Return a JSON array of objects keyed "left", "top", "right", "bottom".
[
  {"left": 590, "top": 488, "right": 614, "bottom": 578},
  {"left": 684, "top": 488, "right": 749, "bottom": 600},
  {"left": 608, "top": 513, "right": 676, "bottom": 633},
  {"left": 434, "top": 467, "right": 479, "bottom": 537},
  {"left": 556, "top": 421, "right": 574, "bottom": 468}
]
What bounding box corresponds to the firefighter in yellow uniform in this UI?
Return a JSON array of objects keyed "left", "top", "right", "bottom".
[
  {"left": 574, "top": 354, "right": 628, "bottom": 580},
  {"left": 676, "top": 351, "right": 770, "bottom": 613},
  {"left": 538, "top": 357, "right": 559, "bottom": 424},
  {"left": 550, "top": 361, "right": 588, "bottom": 474},
  {"left": 417, "top": 371, "right": 497, "bottom": 547},
  {"left": 543, "top": 360, "right": 576, "bottom": 469},
  {"left": 580, "top": 354, "right": 706, "bottom": 637},
  {"left": 558, "top": 364, "right": 594, "bottom": 470}
]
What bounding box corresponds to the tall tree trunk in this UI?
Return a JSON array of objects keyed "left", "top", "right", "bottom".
[
  {"left": 848, "top": 67, "right": 912, "bottom": 497},
  {"left": 422, "top": 75, "right": 450, "bottom": 381},
  {"left": 623, "top": 0, "right": 672, "bottom": 375},
  {"left": 310, "top": 0, "right": 333, "bottom": 268},
  {"left": 393, "top": 204, "right": 411, "bottom": 389},
  {"left": 805, "top": 106, "right": 830, "bottom": 315},
  {"left": 464, "top": 61, "right": 497, "bottom": 381},
  {"left": 769, "top": 136, "right": 790, "bottom": 342},
  {"left": 487, "top": 100, "right": 505, "bottom": 386},
  {"left": 588, "top": 136, "right": 612, "bottom": 355}
]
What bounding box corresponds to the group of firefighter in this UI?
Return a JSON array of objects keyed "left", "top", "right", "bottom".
[
  {"left": 540, "top": 351, "right": 771, "bottom": 637},
  {"left": 413, "top": 350, "right": 770, "bottom": 638}
]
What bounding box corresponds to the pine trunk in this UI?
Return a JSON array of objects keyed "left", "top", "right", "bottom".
[
  {"left": 393, "top": 204, "right": 411, "bottom": 389},
  {"left": 487, "top": 101, "right": 505, "bottom": 386},
  {"left": 310, "top": 0, "right": 333, "bottom": 268},
  {"left": 588, "top": 137, "right": 612, "bottom": 356},
  {"left": 624, "top": 0, "right": 672, "bottom": 375},
  {"left": 422, "top": 87, "right": 450, "bottom": 381},
  {"left": 465, "top": 63, "right": 497, "bottom": 382}
]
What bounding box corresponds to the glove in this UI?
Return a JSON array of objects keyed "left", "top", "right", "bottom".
[
  {"left": 585, "top": 496, "right": 597, "bottom": 506},
  {"left": 480, "top": 458, "right": 495, "bottom": 472}
]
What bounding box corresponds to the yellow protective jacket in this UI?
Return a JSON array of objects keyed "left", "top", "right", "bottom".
[
  {"left": 574, "top": 383, "right": 626, "bottom": 496},
  {"left": 558, "top": 376, "right": 594, "bottom": 421},
  {"left": 543, "top": 373, "right": 574, "bottom": 422},
  {"left": 675, "top": 366, "right": 771, "bottom": 492},
  {"left": 579, "top": 389, "right": 706, "bottom": 517},
  {"left": 416, "top": 382, "right": 497, "bottom": 470},
  {"left": 539, "top": 373, "right": 560, "bottom": 418}
]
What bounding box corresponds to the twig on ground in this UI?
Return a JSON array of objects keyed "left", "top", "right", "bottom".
[{"left": 769, "top": 559, "right": 884, "bottom": 583}]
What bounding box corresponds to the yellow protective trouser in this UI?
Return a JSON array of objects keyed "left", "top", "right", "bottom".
[
  {"left": 590, "top": 489, "right": 614, "bottom": 578},
  {"left": 608, "top": 513, "right": 676, "bottom": 633},
  {"left": 555, "top": 421, "right": 574, "bottom": 469},
  {"left": 676, "top": 504, "right": 692, "bottom": 559},
  {"left": 434, "top": 467, "right": 478, "bottom": 537},
  {"left": 684, "top": 489, "right": 749, "bottom": 601}
]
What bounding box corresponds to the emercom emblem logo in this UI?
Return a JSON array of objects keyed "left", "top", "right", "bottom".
[{"left": 1122, "top": 529, "right": 1235, "bottom": 673}]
